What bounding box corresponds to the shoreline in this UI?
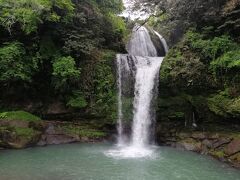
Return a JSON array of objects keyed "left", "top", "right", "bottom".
[{"left": 1, "top": 119, "right": 239, "bottom": 169}]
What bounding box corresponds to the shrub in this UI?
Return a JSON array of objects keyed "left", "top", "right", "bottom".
[
  {"left": 0, "top": 42, "right": 38, "bottom": 83},
  {"left": 52, "top": 56, "right": 80, "bottom": 90},
  {"left": 186, "top": 31, "right": 237, "bottom": 61},
  {"left": 0, "top": 0, "right": 74, "bottom": 34},
  {"left": 67, "top": 91, "right": 87, "bottom": 109},
  {"left": 211, "top": 49, "right": 240, "bottom": 73},
  {"left": 208, "top": 90, "right": 240, "bottom": 118}
]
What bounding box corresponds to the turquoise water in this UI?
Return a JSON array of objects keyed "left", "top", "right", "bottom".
[{"left": 0, "top": 143, "right": 239, "bottom": 180}]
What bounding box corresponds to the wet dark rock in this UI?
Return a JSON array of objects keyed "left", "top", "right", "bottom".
[
  {"left": 225, "top": 139, "right": 240, "bottom": 156},
  {"left": 213, "top": 138, "right": 232, "bottom": 150},
  {"left": 202, "top": 139, "right": 213, "bottom": 149},
  {"left": 148, "top": 29, "right": 166, "bottom": 56},
  {"left": 39, "top": 134, "right": 80, "bottom": 145},
  {"left": 37, "top": 122, "right": 80, "bottom": 145},
  {"left": 0, "top": 119, "right": 109, "bottom": 149},
  {"left": 191, "top": 132, "right": 206, "bottom": 140}
]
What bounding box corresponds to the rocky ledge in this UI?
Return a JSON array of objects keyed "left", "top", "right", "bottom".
[
  {"left": 156, "top": 124, "right": 240, "bottom": 169},
  {"left": 37, "top": 121, "right": 108, "bottom": 146},
  {"left": 0, "top": 119, "right": 109, "bottom": 149}
]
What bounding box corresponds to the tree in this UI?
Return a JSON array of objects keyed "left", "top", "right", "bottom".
[
  {"left": 0, "top": 42, "right": 38, "bottom": 84},
  {"left": 0, "top": 0, "right": 74, "bottom": 34}
]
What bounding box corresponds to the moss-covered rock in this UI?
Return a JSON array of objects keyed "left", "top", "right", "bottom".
[
  {"left": 37, "top": 120, "right": 109, "bottom": 146},
  {"left": 0, "top": 111, "right": 43, "bottom": 149},
  {"left": 0, "top": 111, "right": 41, "bottom": 122},
  {"left": 156, "top": 124, "right": 240, "bottom": 168},
  {"left": 0, "top": 126, "right": 42, "bottom": 149},
  {"left": 61, "top": 124, "right": 107, "bottom": 139}
]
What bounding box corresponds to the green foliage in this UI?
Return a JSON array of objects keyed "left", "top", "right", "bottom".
[
  {"left": 186, "top": 31, "right": 237, "bottom": 61},
  {"left": 0, "top": 111, "right": 41, "bottom": 122},
  {"left": 106, "top": 13, "right": 126, "bottom": 36},
  {"left": 211, "top": 49, "right": 240, "bottom": 74},
  {"left": 52, "top": 56, "right": 80, "bottom": 90},
  {"left": 158, "top": 96, "right": 186, "bottom": 121},
  {"left": 160, "top": 46, "right": 209, "bottom": 90},
  {"left": 95, "top": 0, "right": 124, "bottom": 14},
  {"left": 184, "top": 30, "right": 240, "bottom": 85},
  {"left": 160, "top": 48, "right": 184, "bottom": 84},
  {"left": 0, "top": 0, "right": 74, "bottom": 34},
  {"left": 39, "top": 35, "right": 59, "bottom": 60},
  {"left": 0, "top": 0, "right": 126, "bottom": 123},
  {"left": 61, "top": 1, "right": 126, "bottom": 57},
  {"left": 67, "top": 91, "right": 87, "bottom": 109},
  {"left": 208, "top": 90, "right": 240, "bottom": 118},
  {"left": 0, "top": 42, "right": 38, "bottom": 83},
  {"left": 91, "top": 50, "right": 117, "bottom": 119},
  {"left": 160, "top": 29, "right": 239, "bottom": 92}
]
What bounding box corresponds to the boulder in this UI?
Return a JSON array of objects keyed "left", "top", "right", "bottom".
[
  {"left": 191, "top": 132, "right": 206, "bottom": 140},
  {"left": 225, "top": 139, "right": 240, "bottom": 156},
  {"left": 44, "top": 134, "right": 79, "bottom": 145},
  {"left": 213, "top": 138, "right": 232, "bottom": 149},
  {"left": 202, "top": 139, "right": 213, "bottom": 149},
  {"left": 37, "top": 122, "right": 80, "bottom": 145},
  {"left": 0, "top": 128, "right": 42, "bottom": 149},
  {"left": 176, "top": 138, "right": 202, "bottom": 152}
]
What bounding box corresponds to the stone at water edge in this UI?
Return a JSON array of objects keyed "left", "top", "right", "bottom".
[
  {"left": 225, "top": 139, "right": 240, "bottom": 156},
  {"left": 212, "top": 138, "right": 232, "bottom": 149}
]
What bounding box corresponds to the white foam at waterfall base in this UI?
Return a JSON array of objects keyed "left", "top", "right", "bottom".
[{"left": 105, "top": 144, "right": 156, "bottom": 159}]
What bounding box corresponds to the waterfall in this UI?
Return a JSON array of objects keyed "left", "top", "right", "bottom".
[
  {"left": 127, "top": 26, "right": 158, "bottom": 57},
  {"left": 108, "top": 25, "right": 167, "bottom": 158},
  {"left": 154, "top": 30, "right": 169, "bottom": 54},
  {"left": 116, "top": 54, "right": 124, "bottom": 145},
  {"left": 131, "top": 56, "right": 163, "bottom": 147}
]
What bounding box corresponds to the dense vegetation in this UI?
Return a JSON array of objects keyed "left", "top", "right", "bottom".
[
  {"left": 0, "top": 0, "right": 239, "bottom": 134},
  {"left": 0, "top": 0, "right": 127, "bottom": 120},
  {"left": 142, "top": 0, "right": 240, "bottom": 128}
]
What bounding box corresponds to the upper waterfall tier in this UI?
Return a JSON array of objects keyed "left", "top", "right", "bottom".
[{"left": 126, "top": 26, "right": 158, "bottom": 57}]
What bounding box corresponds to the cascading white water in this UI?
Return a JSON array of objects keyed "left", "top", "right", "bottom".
[
  {"left": 107, "top": 25, "right": 167, "bottom": 158},
  {"left": 116, "top": 54, "right": 124, "bottom": 145},
  {"left": 127, "top": 26, "right": 158, "bottom": 57},
  {"left": 131, "top": 56, "right": 163, "bottom": 147},
  {"left": 154, "top": 30, "right": 169, "bottom": 54}
]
